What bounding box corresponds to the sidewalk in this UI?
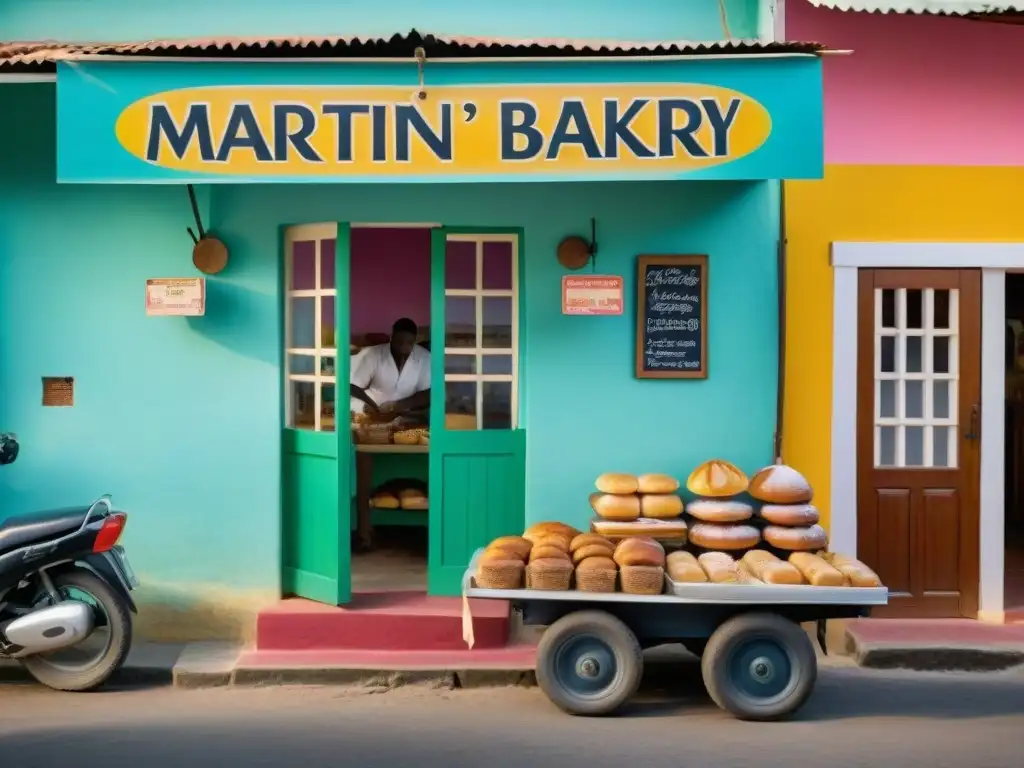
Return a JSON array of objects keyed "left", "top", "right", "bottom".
[{"left": 845, "top": 619, "right": 1024, "bottom": 672}]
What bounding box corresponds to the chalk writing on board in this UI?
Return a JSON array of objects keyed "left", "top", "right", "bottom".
[{"left": 636, "top": 256, "right": 708, "bottom": 379}]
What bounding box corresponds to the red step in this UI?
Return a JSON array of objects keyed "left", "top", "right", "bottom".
[{"left": 256, "top": 591, "right": 511, "bottom": 652}]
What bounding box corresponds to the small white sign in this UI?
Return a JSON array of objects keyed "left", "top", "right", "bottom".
[{"left": 146, "top": 278, "right": 206, "bottom": 316}]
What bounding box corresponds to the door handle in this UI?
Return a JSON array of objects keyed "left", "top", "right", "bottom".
[{"left": 965, "top": 403, "right": 980, "bottom": 441}]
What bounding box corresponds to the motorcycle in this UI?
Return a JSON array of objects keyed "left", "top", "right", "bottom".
[{"left": 0, "top": 432, "right": 138, "bottom": 691}]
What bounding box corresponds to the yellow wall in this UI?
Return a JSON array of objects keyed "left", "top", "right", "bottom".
[{"left": 783, "top": 164, "right": 1024, "bottom": 531}]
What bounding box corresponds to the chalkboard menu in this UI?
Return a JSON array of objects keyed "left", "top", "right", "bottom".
[{"left": 635, "top": 255, "right": 708, "bottom": 379}]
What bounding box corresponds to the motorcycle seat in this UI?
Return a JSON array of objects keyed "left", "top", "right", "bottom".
[{"left": 0, "top": 506, "right": 90, "bottom": 554}]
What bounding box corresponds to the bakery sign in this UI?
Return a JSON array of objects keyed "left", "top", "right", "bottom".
[
  {"left": 562, "top": 275, "right": 624, "bottom": 316},
  {"left": 146, "top": 278, "right": 205, "bottom": 316},
  {"left": 55, "top": 60, "right": 824, "bottom": 182}
]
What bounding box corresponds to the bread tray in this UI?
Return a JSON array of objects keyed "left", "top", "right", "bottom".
[{"left": 463, "top": 550, "right": 888, "bottom": 607}]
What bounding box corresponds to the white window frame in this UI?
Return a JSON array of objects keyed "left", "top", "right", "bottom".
[
  {"left": 830, "top": 241, "right": 1024, "bottom": 621},
  {"left": 284, "top": 222, "right": 338, "bottom": 432},
  {"left": 443, "top": 233, "right": 519, "bottom": 429}
]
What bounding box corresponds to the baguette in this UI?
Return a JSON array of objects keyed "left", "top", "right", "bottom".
[
  {"left": 823, "top": 553, "right": 882, "bottom": 588},
  {"left": 736, "top": 560, "right": 765, "bottom": 585},
  {"left": 666, "top": 551, "right": 707, "bottom": 583},
  {"left": 788, "top": 552, "right": 847, "bottom": 587},
  {"left": 697, "top": 552, "right": 741, "bottom": 584},
  {"left": 740, "top": 550, "right": 805, "bottom": 585}
]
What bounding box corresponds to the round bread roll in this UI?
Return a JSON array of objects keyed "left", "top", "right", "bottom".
[
  {"left": 480, "top": 547, "right": 523, "bottom": 564},
  {"left": 569, "top": 533, "right": 614, "bottom": 554},
  {"left": 595, "top": 473, "right": 639, "bottom": 495},
  {"left": 612, "top": 537, "right": 666, "bottom": 568},
  {"left": 523, "top": 521, "right": 579, "bottom": 543},
  {"left": 758, "top": 503, "right": 819, "bottom": 527},
  {"left": 689, "top": 522, "right": 761, "bottom": 550},
  {"left": 686, "top": 459, "right": 749, "bottom": 498},
  {"left": 487, "top": 535, "right": 533, "bottom": 560},
  {"left": 749, "top": 464, "right": 814, "bottom": 505},
  {"left": 576, "top": 556, "right": 617, "bottom": 573},
  {"left": 763, "top": 524, "right": 827, "bottom": 552},
  {"left": 529, "top": 545, "right": 571, "bottom": 562},
  {"left": 533, "top": 533, "right": 571, "bottom": 552},
  {"left": 639, "top": 494, "right": 684, "bottom": 519},
  {"left": 686, "top": 499, "right": 754, "bottom": 523},
  {"left": 591, "top": 493, "right": 641, "bottom": 521},
  {"left": 637, "top": 473, "right": 680, "bottom": 494},
  {"left": 572, "top": 543, "right": 617, "bottom": 564}
]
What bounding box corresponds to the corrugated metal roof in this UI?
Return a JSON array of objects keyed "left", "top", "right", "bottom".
[
  {"left": 0, "top": 30, "right": 826, "bottom": 72},
  {"left": 807, "top": 1, "right": 1024, "bottom": 13}
]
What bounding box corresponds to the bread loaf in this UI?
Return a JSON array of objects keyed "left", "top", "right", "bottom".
[
  {"left": 475, "top": 558, "right": 524, "bottom": 589},
  {"left": 689, "top": 523, "right": 761, "bottom": 550},
  {"left": 574, "top": 556, "right": 618, "bottom": 593},
  {"left": 749, "top": 464, "right": 814, "bottom": 504},
  {"left": 613, "top": 537, "right": 666, "bottom": 568},
  {"left": 740, "top": 550, "right": 805, "bottom": 585},
  {"left": 533, "top": 533, "right": 572, "bottom": 552},
  {"left": 487, "top": 536, "right": 533, "bottom": 560},
  {"left": 788, "top": 552, "right": 846, "bottom": 587},
  {"left": 595, "top": 473, "right": 639, "bottom": 495},
  {"left": 666, "top": 550, "right": 707, "bottom": 583},
  {"left": 573, "top": 543, "right": 617, "bottom": 564},
  {"left": 523, "top": 521, "right": 579, "bottom": 543},
  {"left": 569, "top": 533, "right": 614, "bottom": 554},
  {"left": 480, "top": 547, "right": 523, "bottom": 565},
  {"left": 590, "top": 517, "right": 688, "bottom": 542},
  {"left": 736, "top": 561, "right": 765, "bottom": 585},
  {"left": 529, "top": 545, "right": 571, "bottom": 562},
  {"left": 758, "top": 504, "right": 820, "bottom": 527},
  {"left": 619, "top": 565, "right": 664, "bottom": 595},
  {"left": 686, "top": 459, "right": 749, "bottom": 498},
  {"left": 527, "top": 557, "right": 573, "bottom": 590},
  {"left": 576, "top": 556, "right": 617, "bottom": 572},
  {"left": 400, "top": 495, "right": 429, "bottom": 510},
  {"left": 370, "top": 493, "right": 400, "bottom": 510},
  {"left": 763, "top": 524, "right": 828, "bottom": 552},
  {"left": 697, "top": 552, "right": 741, "bottom": 583},
  {"left": 591, "top": 493, "right": 641, "bottom": 521},
  {"left": 686, "top": 499, "right": 754, "bottom": 523},
  {"left": 640, "top": 494, "right": 684, "bottom": 519},
  {"left": 824, "top": 553, "right": 882, "bottom": 588},
  {"left": 637, "top": 473, "right": 680, "bottom": 494}
]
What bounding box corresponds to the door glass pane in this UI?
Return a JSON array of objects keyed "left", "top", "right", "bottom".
[
  {"left": 321, "top": 296, "right": 336, "bottom": 349},
  {"left": 289, "top": 297, "right": 315, "bottom": 348},
  {"left": 906, "top": 289, "right": 923, "bottom": 329},
  {"left": 445, "top": 380, "right": 477, "bottom": 428},
  {"left": 321, "top": 382, "right": 336, "bottom": 432},
  {"left": 289, "top": 354, "right": 315, "bottom": 376},
  {"left": 879, "top": 380, "right": 896, "bottom": 418},
  {"left": 905, "top": 380, "right": 924, "bottom": 419},
  {"left": 481, "top": 355, "right": 513, "bottom": 375},
  {"left": 320, "top": 239, "right": 336, "bottom": 290},
  {"left": 933, "top": 380, "right": 950, "bottom": 419},
  {"left": 881, "top": 289, "right": 896, "bottom": 329},
  {"left": 880, "top": 336, "right": 896, "bottom": 373},
  {"left": 934, "top": 290, "right": 950, "bottom": 329},
  {"left": 445, "top": 354, "right": 476, "bottom": 374},
  {"left": 291, "top": 241, "right": 316, "bottom": 290},
  {"left": 933, "top": 426, "right": 951, "bottom": 467},
  {"left": 321, "top": 356, "right": 336, "bottom": 377},
  {"left": 291, "top": 380, "right": 315, "bottom": 429},
  {"left": 482, "top": 381, "right": 513, "bottom": 430},
  {"left": 878, "top": 427, "right": 897, "bottom": 467},
  {"left": 482, "top": 241, "right": 513, "bottom": 290},
  {"left": 482, "top": 296, "right": 513, "bottom": 348},
  {"left": 445, "top": 240, "right": 476, "bottom": 290},
  {"left": 934, "top": 336, "right": 950, "bottom": 374},
  {"left": 445, "top": 297, "right": 476, "bottom": 347},
  {"left": 905, "top": 426, "right": 924, "bottom": 466},
  {"left": 905, "top": 336, "right": 923, "bottom": 373}
]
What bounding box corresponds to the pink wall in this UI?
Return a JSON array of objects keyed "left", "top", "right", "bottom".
[
  {"left": 350, "top": 228, "right": 431, "bottom": 336},
  {"left": 789, "top": 1, "right": 1024, "bottom": 166}
]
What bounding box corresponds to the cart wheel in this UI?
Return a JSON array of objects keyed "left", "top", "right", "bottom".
[
  {"left": 536, "top": 611, "right": 643, "bottom": 717},
  {"left": 701, "top": 612, "right": 817, "bottom": 722}
]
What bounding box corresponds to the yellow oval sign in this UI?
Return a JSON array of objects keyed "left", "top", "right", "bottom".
[{"left": 115, "top": 84, "right": 772, "bottom": 178}]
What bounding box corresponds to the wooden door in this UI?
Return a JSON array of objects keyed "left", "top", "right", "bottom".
[
  {"left": 427, "top": 228, "right": 526, "bottom": 596},
  {"left": 281, "top": 222, "right": 351, "bottom": 605},
  {"left": 856, "top": 269, "right": 980, "bottom": 618}
]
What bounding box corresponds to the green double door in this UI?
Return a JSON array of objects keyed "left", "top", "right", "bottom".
[{"left": 282, "top": 224, "right": 526, "bottom": 603}]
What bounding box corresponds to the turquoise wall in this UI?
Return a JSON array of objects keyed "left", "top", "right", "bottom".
[
  {"left": 0, "top": 0, "right": 760, "bottom": 43},
  {"left": 0, "top": 82, "right": 779, "bottom": 591}
]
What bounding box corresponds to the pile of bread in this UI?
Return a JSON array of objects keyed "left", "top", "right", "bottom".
[
  {"left": 368, "top": 479, "right": 428, "bottom": 511},
  {"left": 684, "top": 459, "right": 828, "bottom": 553},
  {"left": 589, "top": 472, "right": 689, "bottom": 542},
  {"left": 667, "top": 549, "right": 880, "bottom": 588},
  {"left": 475, "top": 522, "right": 669, "bottom": 594}
]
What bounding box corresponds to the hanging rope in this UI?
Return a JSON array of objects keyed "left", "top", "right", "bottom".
[{"left": 718, "top": 0, "right": 733, "bottom": 40}]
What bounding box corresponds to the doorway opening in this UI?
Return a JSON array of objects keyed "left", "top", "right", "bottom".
[
  {"left": 348, "top": 226, "right": 434, "bottom": 593},
  {"left": 1003, "top": 274, "right": 1024, "bottom": 616}
]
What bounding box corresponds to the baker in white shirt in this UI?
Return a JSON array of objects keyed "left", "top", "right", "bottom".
[{"left": 350, "top": 317, "right": 431, "bottom": 418}]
